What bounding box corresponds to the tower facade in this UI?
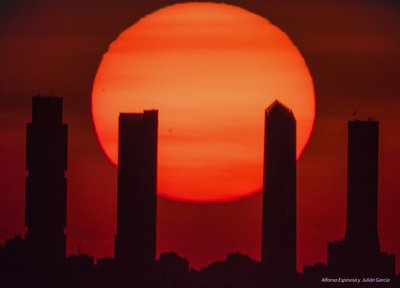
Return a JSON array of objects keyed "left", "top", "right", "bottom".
[
  {"left": 262, "top": 100, "right": 297, "bottom": 277},
  {"left": 115, "top": 110, "right": 158, "bottom": 269},
  {"left": 328, "top": 120, "right": 395, "bottom": 276},
  {"left": 346, "top": 120, "right": 380, "bottom": 252},
  {"left": 25, "top": 96, "right": 68, "bottom": 265}
]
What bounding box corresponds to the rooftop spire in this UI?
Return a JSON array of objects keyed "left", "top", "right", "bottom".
[{"left": 266, "top": 99, "right": 294, "bottom": 118}]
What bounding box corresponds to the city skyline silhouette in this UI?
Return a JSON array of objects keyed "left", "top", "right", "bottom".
[
  {"left": 1, "top": 1, "right": 399, "bottom": 276},
  {"left": 1, "top": 96, "right": 398, "bottom": 288}
]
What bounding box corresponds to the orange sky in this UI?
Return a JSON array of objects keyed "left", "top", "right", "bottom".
[{"left": 92, "top": 3, "right": 315, "bottom": 202}]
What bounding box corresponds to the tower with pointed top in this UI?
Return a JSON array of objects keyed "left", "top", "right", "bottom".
[
  {"left": 25, "top": 96, "right": 68, "bottom": 266},
  {"left": 262, "top": 100, "right": 297, "bottom": 278},
  {"left": 115, "top": 110, "right": 158, "bottom": 271}
]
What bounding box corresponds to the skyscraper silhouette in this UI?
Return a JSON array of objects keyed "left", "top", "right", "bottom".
[
  {"left": 25, "top": 96, "right": 68, "bottom": 265},
  {"left": 262, "top": 100, "right": 297, "bottom": 279},
  {"left": 328, "top": 120, "right": 395, "bottom": 276},
  {"left": 115, "top": 110, "right": 158, "bottom": 270}
]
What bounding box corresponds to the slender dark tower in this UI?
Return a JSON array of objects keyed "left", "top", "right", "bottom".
[
  {"left": 262, "top": 100, "right": 297, "bottom": 279},
  {"left": 328, "top": 120, "right": 395, "bottom": 276},
  {"left": 115, "top": 110, "right": 158, "bottom": 270},
  {"left": 347, "top": 120, "right": 380, "bottom": 252},
  {"left": 25, "top": 96, "right": 68, "bottom": 266}
]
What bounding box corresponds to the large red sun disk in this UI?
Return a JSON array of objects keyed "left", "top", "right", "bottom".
[{"left": 91, "top": 2, "right": 316, "bottom": 202}]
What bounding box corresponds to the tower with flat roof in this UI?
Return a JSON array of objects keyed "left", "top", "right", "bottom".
[
  {"left": 328, "top": 119, "right": 395, "bottom": 276},
  {"left": 25, "top": 96, "right": 68, "bottom": 265},
  {"left": 115, "top": 110, "right": 158, "bottom": 271}
]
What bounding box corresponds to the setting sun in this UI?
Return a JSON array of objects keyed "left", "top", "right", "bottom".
[{"left": 91, "top": 2, "right": 315, "bottom": 202}]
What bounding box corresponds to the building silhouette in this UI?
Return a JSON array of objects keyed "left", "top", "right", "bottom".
[
  {"left": 114, "top": 111, "right": 158, "bottom": 272},
  {"left": 262, "top": 100, "right": 297, "bottom": 280},
  {"left": 328, "top": 120, "right": 395, "bottom": 277},
  {"left": 25, "top": 96, "right": 68, "bottom": 266},
  {"left": 2, "top": 97, "right": 400, "bottom": 288}
]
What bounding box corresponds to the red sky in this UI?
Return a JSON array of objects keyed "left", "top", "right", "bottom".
[{"left": 0, "top": 0, "right": 399, "bottom": 272}]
